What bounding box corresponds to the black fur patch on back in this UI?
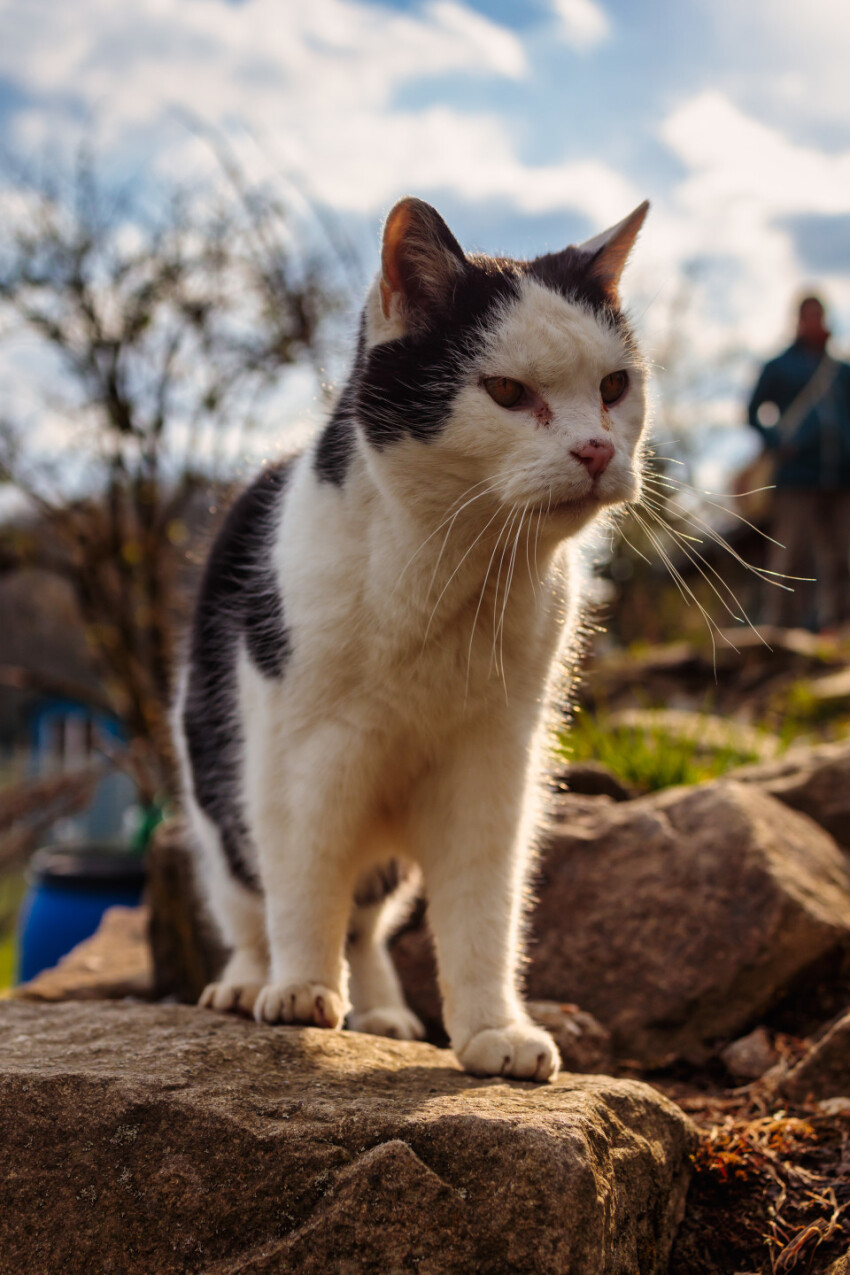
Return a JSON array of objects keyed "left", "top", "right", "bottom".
[
  {"left": 183, "top": 460, "right": 293, "bottom": 891},
  {"left": 355, "top": 260, "right": 522, "bottom": 449}
]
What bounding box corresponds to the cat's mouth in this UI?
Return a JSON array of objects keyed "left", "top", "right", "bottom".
[{"left": 545, "top": 477, "right": 632, "bottom": 516}]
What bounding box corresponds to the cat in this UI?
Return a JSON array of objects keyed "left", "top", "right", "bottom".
[{"left": 175, "top": 195, "right": 649, "bottom": 1082}]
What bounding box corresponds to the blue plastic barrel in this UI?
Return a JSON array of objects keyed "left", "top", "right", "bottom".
[{"left": 16, "top": 846, "right": 146, "bottom": 984}]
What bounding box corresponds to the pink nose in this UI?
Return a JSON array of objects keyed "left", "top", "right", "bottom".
[{"left": 572, "top": 438, "right": 614, "bottom": 478}]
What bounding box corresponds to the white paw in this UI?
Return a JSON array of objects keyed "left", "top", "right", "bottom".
[
  {"left": 348, "top": 1006, "right": 426, "bottom": 1041},
  {"left": 254, "top": 982, "right": 346, "bottom": 1029},
  {"left": 457, "top": 1022, "right": 560, "bottom": 1082},
  {"left": 199, "top": 981, "right": 263, "bottom": 1015}
]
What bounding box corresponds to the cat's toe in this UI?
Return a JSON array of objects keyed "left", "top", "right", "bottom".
[
  {"left": 457, "top": 1023, "right": 559, "bottom": 1082},
  {"left": 348, "top": 1006, "right": 426, "bottom": 1041},
  {"left": 199, "top": 981, "right": 262, "bottom": 1015},
  {"left": 254, "top": 982, "right": 346, "bottom": 1029}
]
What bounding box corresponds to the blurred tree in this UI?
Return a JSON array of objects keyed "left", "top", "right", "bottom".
[{"left": 0, "top": 150, "right": 341, "bottom": 804}]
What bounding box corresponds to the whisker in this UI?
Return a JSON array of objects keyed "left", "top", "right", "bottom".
[
  {"left": 491, "top": 504, "right": 523, "bottom": 678},
  {"left": 638, "top": 501, "right": 768, "bottom": 644},
  {"left": 642, "top": 473, "right": 785, "bottom": 549},
  {"left": 394, "top": 477, "right": 497, "bottom": 590},
  {"left": 425, "top": 485, "right": 491, "bottom": 601},
  {"left": 641, "top": 489, "right": 811, "bottom": 588},
  {"left": 523, "top": 500, "right": 537, "bottom": 599},
  {"left": 496, "top": 504, "right": 527, "bottom": 693},
  {"left": 421, "top": 500, "right": 504, "bottom": 645},
  {"left": 628, "top": 507, "right": 734, "bottom": 674},
  {"left": 613, "top": 518, "right": 653, "bottom": 568},
  {"left": 467, "top": 503, "right": 517, "bottom": 698}
]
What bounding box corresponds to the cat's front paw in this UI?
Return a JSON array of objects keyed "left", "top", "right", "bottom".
[
  {"left": 348, "top": 1006, "right": 426, "bottom": 1041},
  {"left": 199, "top": 981, "right": 263, "bottom": 1015},
  {"left": 457, "top": 1023, "right": 559, "bottom": 1082},
  {"left": 254, "top": 982, "right": 346, "bottom": 1029}
]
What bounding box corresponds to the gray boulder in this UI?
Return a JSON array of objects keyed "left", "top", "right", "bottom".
[
  {"left": 529, "top": 780, "right": 850, "bottom": 1066},
  {"left": 392, "top": 781, "right": 850, "bottom": 1066},
  {"left": 0, "top": 1001, "right": 694, "bottom": 1274},
  {"left": 734, "top": 738, "right": 850, "bottom": 852}
]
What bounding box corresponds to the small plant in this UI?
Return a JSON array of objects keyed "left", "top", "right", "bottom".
[
  {"left": 0, "top": 871, "right": 26, "bottom": 989},
  {"left": 557, "top": 708, "right": 763, "bottom": 793}
]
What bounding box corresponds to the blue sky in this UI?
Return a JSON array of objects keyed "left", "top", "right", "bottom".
[{"left": 0, "top": 0, "right": 849, "bottom": 475}]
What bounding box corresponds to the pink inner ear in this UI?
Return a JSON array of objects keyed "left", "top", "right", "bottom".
[
  {"left": 588, "top": 202, "right": 649, "bottom": 302},
  {"left": 380, "top": 202, "right": 413, "bottom": 318}
]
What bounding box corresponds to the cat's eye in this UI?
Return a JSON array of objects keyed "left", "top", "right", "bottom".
[
  {"left": 483, "top": 376, "right": 526, "bottom": 409},
  {"left": 600, "top": 371, "right": 629, "bottom": 406}
]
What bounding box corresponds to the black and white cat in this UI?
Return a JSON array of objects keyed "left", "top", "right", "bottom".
[{"left": 175, "top": 196, "right": 649, "bottom": 1082}]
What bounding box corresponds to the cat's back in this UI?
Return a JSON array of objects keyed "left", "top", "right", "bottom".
[{"left": 189, "top": 459, "right": 295, "bottom": 683}]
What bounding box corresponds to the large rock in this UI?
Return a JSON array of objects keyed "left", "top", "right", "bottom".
[
  {"left": 391, "top": 781, "right": 850, "bottom": 1066},
  {"left": 528, "top": 780, "right": 850, "bottom": 1066},
  {"left": 734, "top": 739, "right": 850, "bottom": 852},
  {"left": 0, "top": 1001, "right": 694, "bottom": 1275}
]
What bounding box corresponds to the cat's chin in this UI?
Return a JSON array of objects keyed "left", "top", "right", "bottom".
[
  {"left": 547, "top": 492, "right": 607, "bottom": 519},
  {"left": 547, "top": 479, "right": 635, "bottom": 517}
]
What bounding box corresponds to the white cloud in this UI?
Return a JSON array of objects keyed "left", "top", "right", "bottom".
[
  {"left": 661, "top": 91, "right": 850, "bottom": 218},
  {"left": 648, "top": 91, "right": 850, "bottom": 357},
  {"left": 0, "top": 0, "right": 635, "bottom": 229},
  {"left": 704, "top": 0, "right": 850, "bottom": 133},
  {"left": 550, "top": 0, "right": 610, "bottom": 50},
  {"left": 2, "top": 0, "right": 849, "bottom": 476}
]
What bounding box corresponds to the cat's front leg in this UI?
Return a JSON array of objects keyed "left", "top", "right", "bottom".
[
  {"left": 410, "top": 724, "right": 559, "bottom": 1082},
  {"left": 249, "top": 764, "right": 360, "bottom": 1031}
]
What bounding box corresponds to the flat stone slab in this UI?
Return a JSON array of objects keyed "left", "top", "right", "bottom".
[{"left": 0, "top": 1002, "right": 694, "bottom": 1274}]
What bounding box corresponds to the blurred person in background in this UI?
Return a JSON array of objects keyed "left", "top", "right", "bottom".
[{"left": 747, "top": 294, "right": 850, "bottom": 631}]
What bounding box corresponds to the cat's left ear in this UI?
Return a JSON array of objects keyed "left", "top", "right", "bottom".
[
  {"left": 576, "top": 200, "right": 649, "bottom": 304},
  {"left": 380, "top": 197, "right": 467, "bottom": 330}
]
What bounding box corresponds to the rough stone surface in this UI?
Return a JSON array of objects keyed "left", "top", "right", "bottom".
[
  {"left": 528, "top": 780, "right": 850, "bottom": 1066},
  {"left": 15, "top": 905, "right": 152, "bottom": 1002},
  {"left": 735, "top": 739, "right": 850, "bottom": 852},
  {"left": 781, "top": 1009, "right": 850, "bottom": 1103},
  {"left": 0, "top": 1001, "right": 694, "bottom": 1275}
]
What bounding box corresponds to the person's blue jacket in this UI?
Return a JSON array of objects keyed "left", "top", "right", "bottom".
[{"left": 748, "top": 341, "right": 850, "bottom": 489}]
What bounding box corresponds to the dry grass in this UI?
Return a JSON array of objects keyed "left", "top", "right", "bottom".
[{"left": 666, "top": 1081, "right": 850, "bottom": 1274}]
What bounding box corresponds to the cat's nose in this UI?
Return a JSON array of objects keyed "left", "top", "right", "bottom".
[{"left": 572, "top": 438, "right": 614, "bottom": 478}]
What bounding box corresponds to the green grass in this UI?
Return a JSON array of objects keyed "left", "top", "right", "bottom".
[
  {"left": 558, "top": 710, "right": 764, "bottom": 793},
  {"left": 0, "top": 873, "right": 27, "bottom": 990}
]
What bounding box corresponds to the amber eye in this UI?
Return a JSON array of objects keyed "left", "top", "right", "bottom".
[
  {"left": 483, "top": 376, "right": 526, "bottom": 409},
  {"left": 600, "top": 370, "right": 629, "bottom": 406}
]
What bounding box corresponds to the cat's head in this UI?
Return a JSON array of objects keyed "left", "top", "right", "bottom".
[{"left": 355, "top": 196, "right": 649, "bottom": 532}]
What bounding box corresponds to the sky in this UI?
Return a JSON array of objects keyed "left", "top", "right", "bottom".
[{"left": 1, "top": 0, "right": 849, "bottom": 480}]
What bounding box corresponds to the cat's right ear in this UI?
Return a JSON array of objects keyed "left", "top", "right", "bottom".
[{"left": 379, "top": 198, "right": 467, "bottom": 332}]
